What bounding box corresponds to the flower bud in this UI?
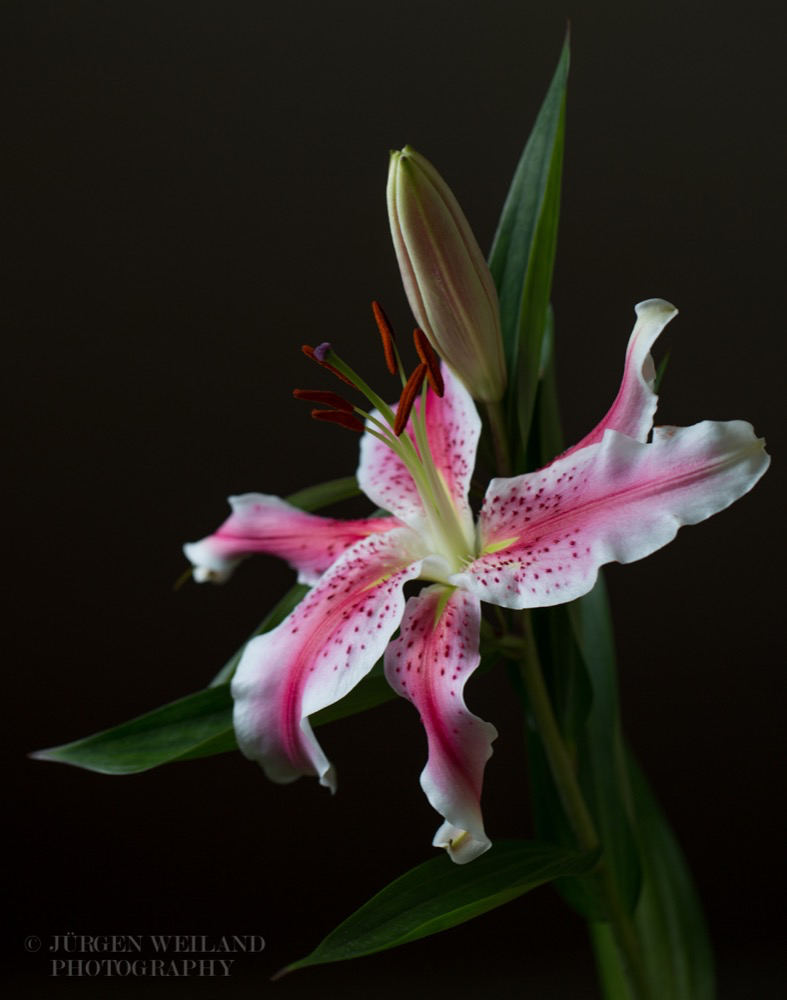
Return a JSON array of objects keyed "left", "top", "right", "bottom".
[{"left": 387, "top": 146, "right": 506, "bottom": 402}]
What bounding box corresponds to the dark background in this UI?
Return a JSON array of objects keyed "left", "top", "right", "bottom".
[{"left": 5, "top": 1, "right": 784, "bottom": 996}]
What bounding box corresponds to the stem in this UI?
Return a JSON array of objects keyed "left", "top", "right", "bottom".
[
  {"left": 484, "top": 399, "right": 511, "bottom": 477},
  {"left": 517, "top": 611, "right": 652, "bottom": 1000}
]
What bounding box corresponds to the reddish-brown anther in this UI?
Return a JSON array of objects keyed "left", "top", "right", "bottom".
[
  {"left": 372, "top": 301, "right": 398, "bottom": 376},
  {"left": 301, "top": 344, "right": 356, "bottom": 387},
  {"left": 394, "top": 362, "right": 427, "bottom": 436},
  {"left": 413, "top": 328, "right": 445, "bottom": 397},
  {"left": 293, "top": 388, "right": 355, "bottom": 413},
  {"left": 311, "top": 408, "right": 365, "bottom": 433}
]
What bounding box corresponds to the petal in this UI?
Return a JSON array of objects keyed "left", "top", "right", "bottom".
[
  {"left": 562, "top": 299, "right": 677, "bottom": 458},
  {"left": 231, "top": 527, "right": 424, "bottom": 790},
  {"left": 357, "top": 364, "right": 480, "bottom": 536},
  {"left": 184, "top": 493, "right": 397, "bottom": 585},
  {"left": 454, "top": 421, "right": 769, "bottom": 609},
  {"left": 384, "top": 586, "right": 497, "bottom": 863}
]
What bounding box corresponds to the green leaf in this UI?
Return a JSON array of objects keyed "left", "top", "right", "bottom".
[
  {"left": 590, "top": 754, "right": 715, "bottom": 1000},
  {"left": 310, "top": 660, "right": 398, "bottom": 725},
  {"left": 31, "top": 685, "right": 237, "bottom": 775},
  {"left": 627, "top": 756, "right": 715, "bottom": 999},
  {"left": 285, "top": 476, "right": 361, "bottom": 512},
  {"left": 525, "top": 579, "right": 641, "bottom": 921},
  {"left": 488, "top": 36, "right": 569, "bottom": 451},
  {"left": 32, "top": 658, "right": 406, "bottom": 776},
  {"left": 589, "top": 923, "right": 635, "bottom": 999},
  {"left": 527, "top": 308, "right": 593, "bottom": 741},
  {"left": 278, "top": 840, "right": 598, "bottom": 976},
  {"left": 534, "top": 305, "right": 564, "bottom": 462},
  {"left": 531, "top": 603, "right": 592, "bottom": 741},
  {"left": 32, "top": 662, "right": 406, "bottom": 775},
  {"left": 208, "top": 476, "right": 366, "bottom": 687},
  {"left": 568, "top": 579, "right": 642, "bottom": 916},
  {"left": 654, "top": 350, "right": 671, "bottom": 394},
  {"left": 209, "top": 582, "right": 310, "bottom": 686}
]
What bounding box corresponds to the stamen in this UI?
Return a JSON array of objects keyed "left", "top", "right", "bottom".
[
  {"left": 394, "top": 363, "right": 427, "bottom": 436},
  {"left": 173, "top": 565, "right": 194, "bottom": 591},
  {"left": 302, "top": 344, "right": 356, "bottom": 387},
  {"left": 311, "top": 409, "right": 365, "bottom": 433},
  {"left": 413, "top": 329, "right": 445, "bottom": 397},
  {"left": 293, "top": 388, "right": 354, "bottom": 413},
  {"left": 372, "top": 301, "right": 398, "bottom": 376}
]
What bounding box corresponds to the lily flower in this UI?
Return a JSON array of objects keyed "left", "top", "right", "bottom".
[{"left": 185, "top": 299, "right": 769, "bottom": 863}]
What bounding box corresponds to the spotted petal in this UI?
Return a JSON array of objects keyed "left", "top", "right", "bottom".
[
  {"left": 184, "top": 493, "right": 396, "bottom": 585},
  {"left": 384, "top": 586, "right": 496, "bottom": 863},
  {"left": 454, "top": 421, "right": 770, "bottom": 609},
  {"left": 232, "top": 527, "right": 424, "bottom": 790},
  {"left": 357, "top": 365, "right": 480, "bottom": 539},
  {"left": 562, "top": 298, "right": 677, "bottom": 459}
]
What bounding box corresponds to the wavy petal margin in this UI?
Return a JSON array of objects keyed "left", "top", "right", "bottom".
[
  {"left": 385, "top": 586, "right": 497, "bottom": 862},
  {"left": 232, "top": 528, "right": 424, "bottom": 789},
  {"left": 562, "top": 299, "right": 677, "bottom": 458},
  {"left": 455, "top": 421, "right": 770, "bottom": 609},
  {"left": 357, "top": 366, "right": 480, "bottom": 541},
  {"left": 184, "top": 493, "right": 396, "bottom": 585}
]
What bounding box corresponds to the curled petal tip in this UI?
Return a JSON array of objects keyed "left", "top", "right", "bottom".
[
  {"left": 635, "top": 298, "right": 678, "bottom": 319},
  {"left": 433, "top": 822, "right": 492, "bottom": 864},
  {"left": 182, "top": 541, "right": 238, "bottom": 584},
  {"left": 191, "top": 566, "right": 231, "bottom": 584}
]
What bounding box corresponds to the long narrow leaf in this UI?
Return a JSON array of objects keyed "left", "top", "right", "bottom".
[
  {"left": 209, "top": 582, "right": 309, "bottom": 686},
  {"left": 488, "top": 37, "right": 569, "bottom": 451},
  {"left": 32, "top": 658, "right": 406, "bottom": 774},
  {"left": 590, "top": 754, "right": 715, "bottom": 1000},
  {"left": 278, "top": 840, "right": 598, "bottom": 976},
  {"left": 207, "top": 477, "right": 364, "bottom": 685},
  {"left": 31, "top": 686, "right": 236, "bottom": 774},
  {"left": 626, "top": 755, "right": 715, "bottom": 999},
  {"left": 568, "top": 578, "right": 643, "bottom": 915},
  {"left": 526, "top": 586, "right": 641, "bottom": 920},
  {"left": 285, "top": 475, "right": 361, "bottom": 512}
]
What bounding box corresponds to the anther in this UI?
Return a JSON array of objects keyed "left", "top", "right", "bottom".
[
  {"left": 311, "top": 409, "right": 365, "bottom": 433},
  {"left": 302, "top": 344, "right": 355, "bottom": 387},
  {"left": 372, "top": 301, "right": 398, "bottom": 376},
  {"left": 413, "top": 329, "right": 445, "bottom": 397},
  {"left": 293, "top": 388, "right": 354, "bottom": 413},
  {"left": 394, "top": 363, "right": 427, "bottom": 436}
]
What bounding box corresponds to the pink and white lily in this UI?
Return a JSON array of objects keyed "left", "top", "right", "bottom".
[{"left": 185, "top": 299, "right": 769, "bottom": 863}]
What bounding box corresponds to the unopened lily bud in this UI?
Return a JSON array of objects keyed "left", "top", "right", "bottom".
[{"left": 387, "top": 146, "right": 506, "bottom": 402}]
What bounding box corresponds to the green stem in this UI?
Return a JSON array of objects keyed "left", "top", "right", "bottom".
[
  {"left": 484, "top": 399, "right": 511, "bottom": 477},
  {"left": 517, "top": 611, "right": 651, "bottom": 1000}
]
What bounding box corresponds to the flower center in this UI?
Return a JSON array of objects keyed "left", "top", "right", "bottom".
[{"left": 297, "top": 303, "right": 476, "bottom": 574}]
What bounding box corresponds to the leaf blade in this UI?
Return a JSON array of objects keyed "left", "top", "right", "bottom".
[
  {"left": 209, "top": 582, "right": 309, "bottom": 686},
  {"left": 588, "top": 753, "right": 716, "bottom": 1000},
  {"left": 488, "top": 37, "right": 569, "bottom": 450},
  {"left": 31, "top": 685, "right": 236, "bottom": 775},
  {"left": 279, "top": 840, "right": 598, "bottom": 975},
  {"left": 284, "top": 475, "right": 361, "bottom": 512}
]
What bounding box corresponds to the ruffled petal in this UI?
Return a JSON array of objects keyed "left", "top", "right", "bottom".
[
  {"left": 384, "top": 586, "right": 496, "bottom": 863},
  {"left": 231, "top": 527, "right": 424, "bottom": 790},
  {"left": 562, "top": 299, "right": 677, "bottom": 459},
  {"left": 357, "top": 365, "right": 480, "bottom": 538},
  {"left": 184, "top": 493, "right": 397, "bottom": 585},
  {"left": 454, "top": 421, "right": 770, "bottom": 609}
]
